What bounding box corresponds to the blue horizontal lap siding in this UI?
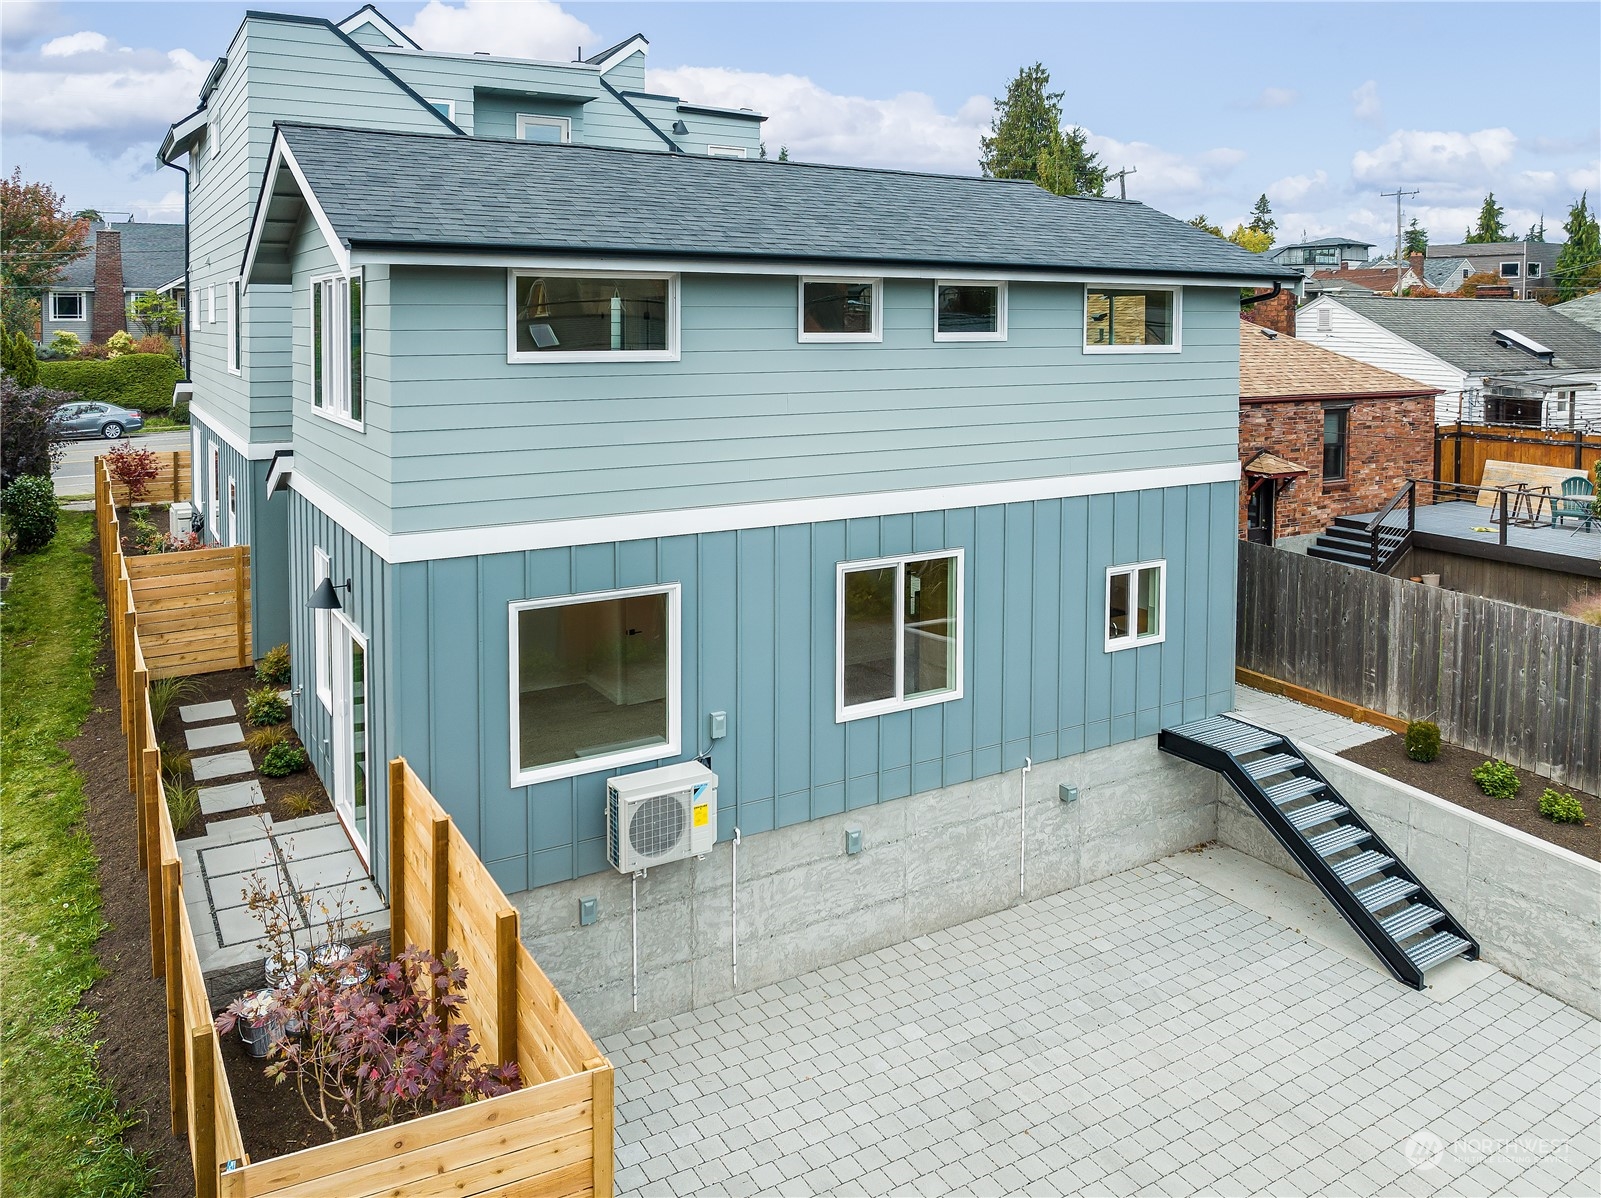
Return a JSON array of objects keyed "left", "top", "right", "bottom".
[{"left": 345, "top": 481, "right": 1235, "bottom": 894}]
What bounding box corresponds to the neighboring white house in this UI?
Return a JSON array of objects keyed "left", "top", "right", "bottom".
[{"left": 1296, "top": 294, "right": 1601, "bottom": 429}]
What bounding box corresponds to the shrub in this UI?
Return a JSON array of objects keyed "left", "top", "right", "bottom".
[
  {"left": 106, "top": 441, "right": 160, "bottom": 505},
  {"left": 1565, "top": 593, "right": 1601, "bottom": 628},
  {"left": 125, "top": 506, "right": 165, "bottom": 553},
  {"left": 159, "top": 531, "right": 202, "bottom": 553},
  {"left": 246, "top": 724, "right": 288, "bottom": 754},
  {"left": 256, "top": 643, "right": 292, "bottom": 686},
  {"left": 36, "top": 353, "right": 184, "bottom": 415},
  {"left": 104, "top": 331, "right": 136, "bottom": 358},
  {"left": 129, "top": 291, "right": 183, "bottom": 338},
  {"left": 1471, "top": 759, "right": 1521, "bottom": 799},
  {"left": 166, "top": 776, "right": 201, "bottom": 832},
  {"left": 260, "top": 743, "right": 308, "bottom": 777},
  {"left": 2, "top": 330, "right": 40, "bottom": 386},
  {"left": 147, "top": 675, "right": 201, "bottom": 729},
  {"left": 246, "top": 686, "right": 289, "bottom": 726},
  {"left": 1, "top": 475, "right": 59, "bottom": 552},
  {"left": 48, "top": 330, "right": 81, "bottom": 357},
  {"left": 1, "top": 376, "right": 72, "bottom": 484},
  {"left": 1539, "top": 789, "right": 1586, "bottom": 824},
  {"left": 282, "top": 791, "right": 320, "bottom": 819},
  {"left": 131, "top": 334, "right": 176, "bottom": 357},
  {"left": 1404, "top": 720, "right": 1441, "bottom": 763}
]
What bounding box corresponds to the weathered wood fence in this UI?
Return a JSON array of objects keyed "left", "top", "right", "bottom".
[
  {"left": 1436, "top": 423, "right": 1601, "bottom": 488},
  {"left": 1238, "top": 539, "right": 1601, "bottom": 795},
  {"left": 106, "top": 448, "right": 192, "bottom": 505}
]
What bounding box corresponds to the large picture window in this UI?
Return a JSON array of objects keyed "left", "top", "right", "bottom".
[
  {"left": 1084, "top": 287, "right": 1179, "bottom": 352},
  {"left": 508, "top": 271, "right": 676, "bottom": 362},
  {"left": 312, "top": 272, "right": 363, "bottom": 425},
  {"left": 799, "top": 277, "right": 882, "bottom": 342},
  {"left": 837, "top": 552, "right": 962, "bottom": 721},
  {"left": 509, "top": 585, "right": 681, "bottom": 785},
  {"left": 1106, "top": 560, "right": 1166, "bottom": 652}
]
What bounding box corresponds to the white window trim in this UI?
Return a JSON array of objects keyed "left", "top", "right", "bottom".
[
  {"left": 799, "top": 276, "right": 884, "bottom": 344},
  {"left": 1105, "top": 560, "right": 1167, "bottom": 653},
  {"left": 425, "top": 97, "right": 456, "bottom": 122},
  {"left": 207, "top": 284, "right": 216, "bottom": 324},
  {"left": 506, "top": 269, "right": 681, "bottom": 364},
  {"left": 49, "top": 292, "right": 87, "bottom": 322},
  {"left": 515, "top": 113, "right": 571, "bottom": 143},
  {"left": 1499, "top": 261, "right": 1520, "bottom": 278},
  {"left": 310, "top": 270, "right": 365, "bottom": 431},
  {"left": 507, "top": 583, "right": 683, "bottom": 788},
  {"left": 190, "top": 425, "right": 201, "bottom": 504},
  {"left": 1528, "top": 262, "right": 1542, "bottom": 279},
  {"left": 227, "top": 476, "right": 238, "bottom": 545},
  {"left": 835, "top": 549, "right": 965, "bottom": 723},
  {"left": 932, "top": 280, "right": 1008, "bottom": 343},
  {"left": 314, "top": 547, "right": 332, "bottom": 710},
  {"left": 1082, "top": 285, "right": 1182, "bottom": 355},
  {"left": 207, "top": 442, "right": 220, "bottom": 535},
  {"left": 226, "top": 278, "right": 241, "bottom": 375},
  {"left": 706, "top": 144, "right": 748, "bottom": 158}
]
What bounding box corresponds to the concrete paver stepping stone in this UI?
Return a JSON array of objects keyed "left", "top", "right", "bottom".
[
  {"left": 191, "top": 749, "right": 254, "bottom": 781},
  {"left": 185, "top": 722, "right": 244, "bottom": 751},
  {"left": 200, "top": 839, "right": 278, "bottom": 879},
  {"left": 180, "top": 699, "right": 236, "bottom": 723},
  {"left": 195, "top": 812, "right": 272, "bottom": 843},
  {"left": 285, "top": 851, "right": 368, "bottom": 894},
  {"left": 198, "top": 779, "right": 265, "bottom": 816},
  {"left": 275, "top": 824, "right": 357, "bottom": 861},
  {"left": 216, "top": 903, "right": 304, "bottom": 948},
  {"left": 306, "top": 878, "right": 388, "bottom": 920}
]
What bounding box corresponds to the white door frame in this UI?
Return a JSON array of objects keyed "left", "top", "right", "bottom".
[
  {"left": 329, "top": 611, "right": 371, "bottom": 866},
  {"left": 227, "top": 476, "right": 238, "bottom": 546}
]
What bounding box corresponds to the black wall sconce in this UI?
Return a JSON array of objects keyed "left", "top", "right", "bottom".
[{"left": 309, "top": 576, "right": 352, "bottom": 611}]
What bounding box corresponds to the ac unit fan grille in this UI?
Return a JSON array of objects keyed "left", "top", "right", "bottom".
[{"left": 630, "top": 790, "right": 689, "bottom": 859}]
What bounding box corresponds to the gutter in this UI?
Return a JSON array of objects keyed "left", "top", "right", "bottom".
[
  {"left": 1238, "top": 280, "right": 1283, "bottom": 308},
  {"left": 161, "top": 156, "right": 192, "bottom": 379}
]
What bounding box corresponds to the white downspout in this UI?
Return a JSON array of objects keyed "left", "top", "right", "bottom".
[
  {"left": 1019, "top": 756, "right": 1033, "bottom": 899},
  {"left": 731, "top": 827, "right": 742, "bottom": 991}
]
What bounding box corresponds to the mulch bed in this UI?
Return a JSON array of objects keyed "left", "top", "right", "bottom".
[
  {"left": 153, "top": 666, "right": 331, "bottom": 839},
  {"left": 1341, "top": 734, "right": 1600, "bottom": 860},
  {"left": 220, "top": 1030, "right": 361, "bottom": 1162}
]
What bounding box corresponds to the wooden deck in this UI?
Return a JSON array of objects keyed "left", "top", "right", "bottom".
[{"left": 1357, "top": 500, "right": 1601, "bottom": 577}]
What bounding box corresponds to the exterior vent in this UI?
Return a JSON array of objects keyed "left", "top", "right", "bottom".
[{"left": 606, "top": 761, "right": 717, "bottom": 873}]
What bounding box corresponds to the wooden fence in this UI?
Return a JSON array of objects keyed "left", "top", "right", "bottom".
[
  {"left": 1238, "top": 539, "right": 1601, "bottom": 795},
  {"left": 106, "top": 448, "right": 192, "bottom": 505},
  {"left": 95, "top": 458, "right": 251, "bottom": 676},
  {"left": 1436, "top": 423, "right": 1601, "bottom": 488}
]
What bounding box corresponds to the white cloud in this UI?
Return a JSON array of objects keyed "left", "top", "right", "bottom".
[
  {"left": 1568, "top": 161, "right": 1601, "bottom": 194},
  {"left": 1351, "top": 128, "right": 1518, "bottom": 189},
  {"left": 1351, "top": 80, "right": 1382, "bottom": 126},
  {"left": 404, "top": 0, "right": 594, "bottom": 61},
  {"left": 647, "top": 65, "right": 991, "bottom": 173},
  {"left": 1245, "top": 86, "right": 1299, "bottom": 111},
  {"left": 129, "top": 188, "right": 185, "bottom": 222},
  {"left": 1082, "top": 131, "right": 1246, "bottom": 202},
  {"left": 41, "top": 30, "right": 110, "bottom": 57},
  {"left": 0, "top": 0, "right": 61, "bottom": 49},
  {"left": 1266, "top": 169, "right": 1329, "bottom": 205},
  {"left": 0, "top": 42, "right": 208, "bottom": 148}
]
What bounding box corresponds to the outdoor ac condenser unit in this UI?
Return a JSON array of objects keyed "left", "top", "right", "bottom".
[{"left": 606, "top": 761, "right": 718, "bottom": 873}]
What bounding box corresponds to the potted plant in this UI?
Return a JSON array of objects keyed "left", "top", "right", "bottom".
[{"left": 229, "top": 989, "right": 286, "bottom": 1058}]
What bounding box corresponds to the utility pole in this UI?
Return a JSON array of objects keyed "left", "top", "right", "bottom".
[
  {"left": 1106, "top": 166, "right": 1137, "bottom": 200},
  {"left": 1381, "top": 186, "right": 1419, "bottom": 294}
]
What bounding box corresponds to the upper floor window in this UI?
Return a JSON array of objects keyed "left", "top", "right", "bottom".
[
  {"left": 508, "top": 271, "right": 677, "bottom": 362},
  {"left": 799, "top": 277, "right": 881, "bottom": 343},
  {"left": 427, "top": 98, "right": 455, "bottom": 121},
  {"left": 1528, "top": 262, "right": 1542, "bottom": 279},
  {"left": 226, "top": 279, "right": 241, "bottom": 375},
  {"left": 1500, "top": 262, "right": 1520, "bottom": 279},
  {"left": 1084, "top": 287, "right": 1179, "bottom": 353},
  {"left": 934, "top": 282, "right": 1006, "bottom": 342},
  {"left": 1323, "top": 404, "right": 1350, "bottom": 481},
  {"left": 707, "top": 145, "right": 747, "bottom": 158},
  {"left": 50, "top": 292, "right": 85, "bottom": 321},
  {"left": 207, "top": 285, "right": 216, "bottom": 324},
  {"left": 312, "top": 271, "right": 363, "bottom": 426},
  {"left": 516, "top": 114, "right": 571, "bottom": 144},
  {"left": 1106, "top": 561, "right": 1165, "bottom": 652},
  {"left": 837, "top": 551, "right": 962, "bottom": 721}
]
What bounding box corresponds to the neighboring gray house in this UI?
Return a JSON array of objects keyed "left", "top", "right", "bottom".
[
  {"left": 1425, "top": 241, "right": 1562, "bottom": 299},
  {"left": 42, "top": 220, "right": 186, "bottom": 347},
  {"left": 1297, "top": 294, "right": 1601, "bottom": 428},
  {"left": 1422, "top": 256, "right": 1477, "bottom": 292},
  {"left": 1270, "top": 236, "right": 1375, "bottom": 275},
  {"left": 1554, "top": 292, "right": 1601, "bottom": 333}
]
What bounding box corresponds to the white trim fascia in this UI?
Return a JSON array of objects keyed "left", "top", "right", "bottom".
[
  {"left": 1083, "top": 284, "right": 1182, "bottom": 355},
  {"left": 241, "top": 134, "right": 350, "bottom": 290},
  {"left": 370, "top": 44, "right": 603, "bottom": 73},
  {"left": 506, "top": 268, "right": 680, "bottom": 363},
  {"left": 589, "top": 34, "right": 650, "bottom": 73},
  {"left": 289, "top": 460, "right": 1241, "bottom": 566},
  {"left": 266, "top": 452, "right": 294, "bottom": 497},
  {"left": 337, "top": 8, "right": 415, "bottom": 48},
  {"left": 349, "top": 247, "right": 1282, "bottom": 290},
  {"left": 933, "top": 279, "right": 1007, "bottom": 342},
  {"left": 835, "top": 549, "right": 964, "bottom": 724},
  {"left": 1104, "top": 559, "right": 1168, "bottom": 653},
  {"left": 187, "top": 401, "right": 293, "bottom": 461},
  {"left": 798, "top": 276, "right": 883, "bottom": 343}
]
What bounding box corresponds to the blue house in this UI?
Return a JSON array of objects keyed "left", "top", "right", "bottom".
[{"left": 172, "top": 6, "right": 1301, "bottom": 1031}]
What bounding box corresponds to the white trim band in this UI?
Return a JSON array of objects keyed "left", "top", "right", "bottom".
[
  {"left": 290, "top": 460, "right": 1242, "bottom": 565},
  {"left": 188, "top": 401, "right": 293, "bottom": 461}
]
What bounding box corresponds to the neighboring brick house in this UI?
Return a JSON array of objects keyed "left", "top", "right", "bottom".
[
  {"left": 41, "top": 220, "right": 187, "bottom": 348},
  {"left": 1238, "top": 320, "right": 1438, "bottom": 544}
]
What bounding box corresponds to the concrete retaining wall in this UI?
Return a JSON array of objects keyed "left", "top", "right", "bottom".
[
  {"left": 514, "top": 737, "right": 1222, "bottom": 1037},
  {"left": 1219, "top": 745, "right": 1601, "bottom": 1018}
]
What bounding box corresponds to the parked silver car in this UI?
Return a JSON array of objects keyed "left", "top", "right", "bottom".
[{"left": 50, "top": 400, "right": 145, "bottom": 440}]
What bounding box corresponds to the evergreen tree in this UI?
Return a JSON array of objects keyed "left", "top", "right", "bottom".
[
  {"left": 1555, "top": 192, "right": 1601, "bottom": 300},
  {"left": 1524, "top": 216, "right": 1546, "bottom": 242},
  {"left": 11, "top": 332, "right": 40, "bottom": 387},
  {"left": 1037, "top": 126, "right": 1106, "bottom": 197},
  {"left": 1403, "top": 217, "right": 1428, "bottom": 257},
  {"left": 1246, "top": 193, "right": 1276, "bottom": 242},
  {"left": 1464, "top": 192, "right": 1509, "bottom": 243},
  {"left": 1187, "top": 215, "right": 1224, "bottom": 237},
  {"left": 980, "top": 64, "right": 1104, "bottom": 196}
]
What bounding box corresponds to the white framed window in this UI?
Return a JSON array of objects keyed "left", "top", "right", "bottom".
[
  {"left": 227, "top": 477, "right": 238, "bottom": 545},
  {"left": 707, "top": 144, "right": 748, "bottom": 158},
  {"left": 207, "top": 442, "right": 220, "bottom": 534},
  {"left": 207, "top": 285, "right": 216, "bottom": 324},
  {"left": 190, "top": 425, "right": 201, "bottom": 504},
  {"left": 314, "top": 547, "right": 332, "bottom": 710},
  {"left": 1084, "top": 286, "right": 1180, "bottom": 353},
  {"left": 507, "top": 270, "right": 679, "bottom": 363},
  {"left": 1528, "top": 262, "right": 1542, "bottom": 279},
  {"left": 508, "top": 583, "right": 682, "bottom": 787},
  {"left": 49, "top": 292, "right": 86, "bottom": 321},
  {"left": 836, "top": 551, "right": 962, "bottom": 722},
  {"left": 1105, "top": 560, "right": 1166, "bottom": 652},
  {"left": 933, "top": 281, "right": 1007, "bottom": 342},
  {"left": 311, "top": 271, "right": 363, "bottom": 427},
  {"left": 799, "top": 277, "right": 882, "bottom": 343},
  {"left": 426, "top": 98, "right": 455, "bottom": 121},
  {"left": 516, "top": 113, "right": 571, "bottom": 144},
  {"left": 226, "top": 279, "right": 241, "bottom": 375},
  {"left": 1499, "top": 262, "right": 1520, "bottom": 278}
]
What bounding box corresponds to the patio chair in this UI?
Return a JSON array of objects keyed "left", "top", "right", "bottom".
[{"left": 1550, "top": 475, "right": 1596, "bottom": 531}]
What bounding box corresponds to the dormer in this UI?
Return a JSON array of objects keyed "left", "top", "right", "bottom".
[
  {"left": 337, "top": 4, "right": 420, "bottom": 49},
  {"left": 583, "top": 33, "right": 650, "bottom": 91}
]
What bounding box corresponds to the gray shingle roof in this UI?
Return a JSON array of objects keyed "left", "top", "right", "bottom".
[
  {"left": 272, "top": 123, "right": 1300, "bottom": 280},
  {"left": 1553, "top": 292, "right": 1601, "bottom": 334},
  {"left": 1422, "top": 257, "right": 1474, "bottom": 289},
  {"left": 1330, "top": 294, "right": 1601, "bottom": 371},
  {"left": 55, "top": 221, "right": 186, "bottom": 291}
]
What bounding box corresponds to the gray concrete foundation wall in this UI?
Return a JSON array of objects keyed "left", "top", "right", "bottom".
[
  {"left": 513, "top": 736, "right": 1222, "bottom": 1038},
  {"left": 1219, "top": 745, "right": 1601, "bottom": 1018}
]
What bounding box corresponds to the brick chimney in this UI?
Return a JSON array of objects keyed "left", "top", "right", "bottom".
[
  {"left": 1242, "top": 287, "right": 1296, "bottom": 336},
  {"left": 1409, "top": 252, "right": 1425, "bottom": 281},
  {"left": 90, "top": 228, "right": 125, "bottom": 344}
]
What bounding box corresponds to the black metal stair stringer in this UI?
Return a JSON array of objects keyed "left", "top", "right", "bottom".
[{"left": 1159, "top": 715, "right": 1479, "bottom": 990}]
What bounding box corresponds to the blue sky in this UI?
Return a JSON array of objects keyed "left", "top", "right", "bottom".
[{"left": 3, "top": 0, "right": 1597, "bottom": 253}]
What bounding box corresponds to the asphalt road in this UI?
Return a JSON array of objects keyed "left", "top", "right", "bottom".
[{"left": 52, "top": 429, "right": 189, "bottom": 498}]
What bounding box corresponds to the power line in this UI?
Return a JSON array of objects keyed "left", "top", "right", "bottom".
[{"left": 1381, "top": 186, "right": 1420, "bottom": 293}]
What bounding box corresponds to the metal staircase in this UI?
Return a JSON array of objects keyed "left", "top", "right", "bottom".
[
  {"left": 1160, "top": 715, "right": 1477, "bottom": 989},
  {"left": 1307, "top": 480, "right": 1416, "bottom": 573}
]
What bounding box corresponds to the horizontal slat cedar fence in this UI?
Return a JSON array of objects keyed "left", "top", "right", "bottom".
[
  {"left": 95, "top": 458, "right": 251, "bottom": 676},
  {"left": 1238, "top": 539, "right": 1601, "bottom": 795},
  {"left": 105, "top": 449, "right": 192, "bottom": 505},
  {"left": 1436, "top": 423, "right": 1601, "bottom": 489}
]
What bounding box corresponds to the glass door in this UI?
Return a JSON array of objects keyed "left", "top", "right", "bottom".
[
  {"left": 330, "top": 616, "right": 370, "bottom": 865},
  {"left": 1247, "top": 482, "right": 1275, "bottom": 545}
]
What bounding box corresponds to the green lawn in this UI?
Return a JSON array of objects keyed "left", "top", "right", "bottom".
[{"left": 1, "top": 512, "right": 151, "bottom": 1196}]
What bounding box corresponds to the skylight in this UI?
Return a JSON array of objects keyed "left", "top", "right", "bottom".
[{"left": 1493, "top": 328, "right": 1554, "bottom": 359}]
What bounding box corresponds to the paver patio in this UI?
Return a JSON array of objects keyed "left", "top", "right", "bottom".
[{"left": 604, "top": 855, "right": 1599, "bottom": 1197}]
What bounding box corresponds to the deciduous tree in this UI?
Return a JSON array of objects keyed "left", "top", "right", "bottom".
[
  {"left": 0, "top": 169, "right": 91, "bottom": 336},
  {"left": 1227, "top": 225, "right": 1273, "bottom": 254}
]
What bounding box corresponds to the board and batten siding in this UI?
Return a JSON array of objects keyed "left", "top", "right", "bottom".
[
  {"left": 1296, "top": 297, "right": 1469, "bottom": 423},
  {"left": 192, "top": 412, "right": 291, "bottom": 650},
  {"left": 350, "top": 270, "right": 1243, "bottom": 534},
  {"left": 285, "top": 479, "right": 1237, "bottom": 895}
]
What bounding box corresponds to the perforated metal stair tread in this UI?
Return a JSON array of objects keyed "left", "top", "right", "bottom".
[
  {"left": 1286, "top": 800, "right": 1349, "bottom": 830},
  {"left": 1308, "top": 825, "right": 1371, "bottom": 857},
  {"left": 1408, "top": 932, "right": 1474, "bottom": 973},
  {"left": 1244, "top": 753, "right": 1305, "bottom": 780},
  {"left": 1265, "top": 777, "right": 1326, "bottom": 806},
  {"left": 1332, "top": 851, "right": 1395, "bottom": 885},
  {"left": 1381, "top": 904, "right": 1445, "bottom": 941},
  {"left": 1354, "top": 876, "right": 1419, "bottom": 911}
]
